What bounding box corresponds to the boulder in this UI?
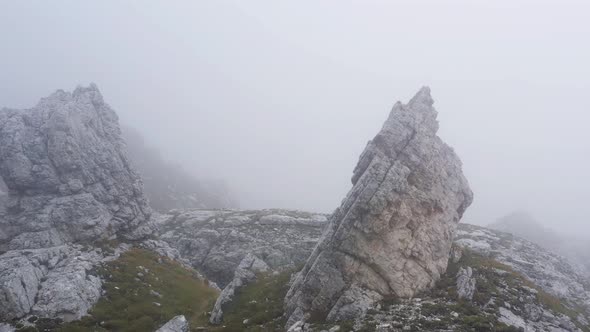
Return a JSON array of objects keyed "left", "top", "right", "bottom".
[
  {"left": 456, "top": 267, "right": 476, "bottom": 300},
  {"left": 156, "top": 315, "right": 189, "bottom": 332},
  {"left": 284, "top": 87, "right": 473, "bottom": 323},
  {"left": 0, "top": 245, "right": 124, "bottom": 321}
]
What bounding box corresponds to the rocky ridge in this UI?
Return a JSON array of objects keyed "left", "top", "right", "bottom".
[
  {"left": 123, "top": 126, "right": 237, "bottom": 213},
  {"left": 153, "top": 208, "right": 327, "bottom": 287},
  {"left": 0, "top": 85, "right": 156, "bottom": 325},
  {"left": 284, "top": 87, "right": 473, "bottom": 324}
]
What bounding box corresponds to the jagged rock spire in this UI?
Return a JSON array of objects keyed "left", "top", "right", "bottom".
[
  {"left": 0, "top": 84, "right": 152, "bottom": 251},
  {"left": 284, "top": 87, "right": 473, "bottom": 324}
]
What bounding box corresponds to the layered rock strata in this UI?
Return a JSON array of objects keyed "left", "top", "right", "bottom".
[
  {"left": 284, "top": 87, "right": 473, "bottom": 323},
  {"left": 0, "top": 84, "right": 152, "bottom": 251}
]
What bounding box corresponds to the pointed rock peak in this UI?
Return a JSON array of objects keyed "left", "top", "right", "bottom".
[
  {"left": 408, "top": 86, "right": 434, "bottom": 108},
  {"left": 73, "top": 83, "right": 104, "bottom": 103},
  {"left": 408, "top": 86, "right": 434, "bottom": 110},
  {"left": 284, "top": 87, "right": 472, "bottom": 325},
  {"left": 0, "top": 85, "right": 151, "bottom": 251}
]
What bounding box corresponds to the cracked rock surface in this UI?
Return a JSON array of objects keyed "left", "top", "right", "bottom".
[
  {"left": 154, "top": 209, "right": 327, "bottom": 287},
  {"left": 0, "top": 85, "right": 151, "bottom": 323},
  {"left": 456, "top": 266, "right": 476, "bottom": 300},
  {"left": 0, "top": 244, "right": 127, "bottom": 321},
  {"left": 0, "top": 84, "right": 152, "bottom": 251},
  {"left": 284, "top": 87, "right": 473, "bottom": 324}
]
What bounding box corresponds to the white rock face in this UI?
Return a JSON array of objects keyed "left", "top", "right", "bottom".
[
  {"left": 284, "top": 87, "right": 473, "bottom": 324},
  {"left": 0, "top": 84, "right": 152, "bottom": 251},
  {"left": 156, "top": 315, "right": 189, "bottom": 332}
]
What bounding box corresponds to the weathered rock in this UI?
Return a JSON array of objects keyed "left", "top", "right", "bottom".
[
  {"left": 0, "top": 84, "right": 152, "bottom": 251},
  {"left": 0, "top": 244, "right": 126, "bottom": 321},
  {"left": 456, "top": 267, "right": 476, "bottom": 300},
  {"left": 449, "top": 245, "right": 463, "bottom": 264},
  {"left": 284, "top": 87, "right": 473, "bottom": 323},
  {"left": 0, "top": 323, "right": 14, "bottom": 332},
  {"left": 154, "top": 209, "right": 326, "bottom": 287},
  {"left": 455, "top": 224, "right": 590, "bottom": 320},
  {"left": 210, "top": 253, "right": 269, "bottom": 324},
  {"left": 155, "top": 315, "right": 189, "bottom": 332}
]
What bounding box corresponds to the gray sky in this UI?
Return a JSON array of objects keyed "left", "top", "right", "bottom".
[{"left": 1, "top": 1, "right": 589, "bottom": 234}]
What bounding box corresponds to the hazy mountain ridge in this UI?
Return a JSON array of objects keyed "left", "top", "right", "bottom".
[
  {"left": 1, "top": 85, "right": 588, "bottom": 332},
  {"left": 489, "top": 211, "right": 590, "bottom": 278},
  {"left": 152, "top": 209, "right": 590, "bottom": 331},
  {"left": 122, "top": 126, "right": 238, "bottom": 213}
]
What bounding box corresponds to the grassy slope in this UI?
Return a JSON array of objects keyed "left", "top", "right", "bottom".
[
  {"left": 212, "top": 270, "right": 292, "bottom": 332},
  {"left": 57, "top": 248, "right": 218, "bottom": 332}
]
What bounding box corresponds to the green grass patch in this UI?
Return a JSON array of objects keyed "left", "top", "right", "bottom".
[
  {"left": 58, "top": 248, "right": 218, "bottom": 332},
  {"left": 216, "top": 270, "right": 292, "bottom": 331}
]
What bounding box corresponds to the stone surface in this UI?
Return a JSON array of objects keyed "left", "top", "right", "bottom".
[
  {"left": 155, "top": 315, "right": 189, "bottom": 332},
  {"left": 210, "top": 253, "right": 269, "bottom": 324},
  {"left": 0, "top": 323, "right": 14, "bottom": 332},
  {"left": 0, "top": 244, "right": 127, "bottom": 321},
  {"left": 0, "top": 84, "right": 152, "bottom": 251},
  {"left": 284, "top": 87, "right": 473, "bottom": 323},
  {"left": 154, "top": 209, "right": 327, "bottom": 287},
  {"left": 455, "top": 223, "right": 590, "bottom": 328},
  {"left": 456, "top": 266, "right": 476, "bottom": 300}
]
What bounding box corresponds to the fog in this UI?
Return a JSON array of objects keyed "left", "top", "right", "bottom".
[{"left": 1, "top": 1, "right": 589, "bottom": 235}]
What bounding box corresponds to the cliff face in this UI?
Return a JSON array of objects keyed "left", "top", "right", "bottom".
[
  {"left": 0, "top": 85, "right": 154, "bottom": 322},
  {"left": 284, "top": 87, "right": 473, "bottom": 323},
  {"left": 0, "top": 85, "right": 152, "bottom": 251}
]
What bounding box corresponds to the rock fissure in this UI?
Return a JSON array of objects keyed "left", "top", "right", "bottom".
[{"left": 284, "top": 87, "right": 473, "bottom": 324}]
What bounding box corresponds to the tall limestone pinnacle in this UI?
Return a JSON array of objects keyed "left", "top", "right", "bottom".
[
  {"left": 0, "top": 84, "right": 152, "bottom": 251},
  {"left": 284, "top": 87, "right": 474, "bottom": 324}
]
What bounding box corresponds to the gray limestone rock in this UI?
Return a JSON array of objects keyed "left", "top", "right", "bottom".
[
  {"left": 0, "top": 84, "right": 152, "bottom": 251},
  {"left": 0, "top": 244, "right": 125, "bottom": 321},
  {"left": 456, "top": 266, "right": 476, "bottom": 301},
  {"left": 284, "top": 87, "right": 473, "bottom": 323},
  {"left": 210, "top": 253, "right": 270, "bottom": 324},
  {"left": 0, "top": 323, "right": 14, "bottom": 332},
  {"left": 154, "top": 209, "right": 327, "bottom": 287},
  {"left": 155, "top": 315, "right": 189, "bottom": 332}
]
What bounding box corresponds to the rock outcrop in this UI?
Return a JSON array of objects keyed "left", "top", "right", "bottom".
[
  {"left": 284, "top": 87, "right": 473, "bottom": 323},
  {"left": 154, "top": 209, "right": 327, "bottom": 287},
  {"left": 0, "top": 85, "right": 152, "bottom": 323},
  {"left": 456, "top": 266, "right": 476, "bottom": 300},
  {"left": 0, "top": 84, "right": 152, "bottom": 251},
  {"left": 210, "top": 253, "right": 269, "bottom": 324},
  {"left": 0, "top": 244, "right": 128, "bottom": 321},
  {"left": 455, "top": 224, "right": 590, "bottom": 327},
  {"left": 155, "top": 315, "right": 189, "bottom": 332}
]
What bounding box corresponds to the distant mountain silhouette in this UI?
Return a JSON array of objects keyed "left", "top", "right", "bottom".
[{"left": 122, "top": 126, "right": 238, "bottom": 212}]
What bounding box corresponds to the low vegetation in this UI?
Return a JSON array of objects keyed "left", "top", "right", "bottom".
[
  {"left": 55, "top": 248, "right": 218, "bottom": 332},
  {"left": 214, "top": 270, "right": 292, "bottom": 331},
  {"left": 14, "top": 247, "right": 587, "bottom": 332}
]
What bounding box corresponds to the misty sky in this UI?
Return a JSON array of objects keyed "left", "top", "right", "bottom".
[{"left": 1, "top": 1, "right": 589, "bottom": 235}]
